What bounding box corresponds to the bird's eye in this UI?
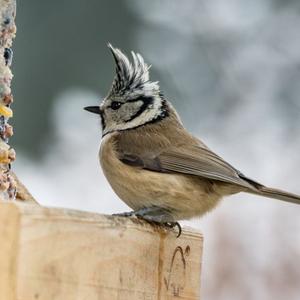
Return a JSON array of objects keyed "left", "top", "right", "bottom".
[{"left": 110, "top": 101, "right": 122, "bottom": 110}]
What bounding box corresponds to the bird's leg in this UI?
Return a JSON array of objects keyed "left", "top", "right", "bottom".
[
  {"left": 113, "top": 207, "right": 182, "bottom": 237},
  {"left": 112, "top": 211, "right": 135, "bottom": 217},
  {"left": 134, "top": 206, "right": 174, "bottom": 222}
]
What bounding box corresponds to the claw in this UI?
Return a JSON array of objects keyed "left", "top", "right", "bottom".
[{"left": 164, "top": 222, "right": 182, "bottom": 238}]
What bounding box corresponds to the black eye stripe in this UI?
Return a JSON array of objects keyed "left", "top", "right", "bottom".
[
  {"left": 110, "top": 96, "right": 151, "bottom": 110},
  {"left": 126, "top": 96, "right": 152, "bottom": 103}
]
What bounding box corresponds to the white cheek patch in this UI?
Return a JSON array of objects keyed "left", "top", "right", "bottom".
[
  {"left": 122, "top": 101, "right": 144, "bottom": 122},
  {"left": 122, "top": 96, "right": 162, "bottom": 129},
  {"left": 103, "top": 95, "right": 164, "bottom": 135}
]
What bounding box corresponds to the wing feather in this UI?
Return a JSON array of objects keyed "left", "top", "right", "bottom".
[
  {"left": 120, "top": 143, "right": 260, "bottom": 191},
  {"left": 158, "top": 146, "right": 257, "bottom": 190}
]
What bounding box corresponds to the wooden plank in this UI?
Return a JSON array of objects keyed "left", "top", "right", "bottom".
[
  {"left": 0, "top": 202, "right": 20, "bottom": 300},
  {"left": 0, "top": 202, "right": 203, "bottom": 300}
]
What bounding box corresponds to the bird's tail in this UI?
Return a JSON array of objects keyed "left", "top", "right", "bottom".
[{"left": 249, "top": 186, "right": 300, "bottom": 205}]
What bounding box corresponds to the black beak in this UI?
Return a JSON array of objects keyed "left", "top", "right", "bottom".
[{"left": 84, "top": 106, "right": 101, "bottom": 115}]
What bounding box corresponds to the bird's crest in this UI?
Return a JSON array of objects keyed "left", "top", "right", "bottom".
[{"left": 107, "top": 43, "right": 159, "bottom": 97}]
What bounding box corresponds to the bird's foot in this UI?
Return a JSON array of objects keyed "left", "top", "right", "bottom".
[{"left": 113, "top": 207, "right": 182, "bottom": 237}]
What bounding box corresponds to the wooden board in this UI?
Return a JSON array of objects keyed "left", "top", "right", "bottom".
[{"left": 0, "top": 202, "right": 203, "bottom": 300}]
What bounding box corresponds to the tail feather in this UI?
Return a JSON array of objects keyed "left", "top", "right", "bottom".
[{"left": 250, "top": 186, "right": 300, "bottom": 205}]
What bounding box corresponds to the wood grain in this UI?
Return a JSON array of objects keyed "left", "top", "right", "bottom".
[
  {"left": 0, "top": 202, "right": 19, "bottom": 300},
  {"left": 0, "top": 202, "right": 203, "bottom": 300}
]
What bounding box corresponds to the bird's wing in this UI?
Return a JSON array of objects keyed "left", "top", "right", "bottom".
[{"left": 120, "top": 144, "right": 262, "bottom": 191}]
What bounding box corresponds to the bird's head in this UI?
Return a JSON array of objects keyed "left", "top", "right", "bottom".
[{"left": 84, "top": 44, "right": 168, "bottom": 136}]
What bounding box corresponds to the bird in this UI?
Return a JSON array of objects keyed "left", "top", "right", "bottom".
[{"left": 84, "top": 44, "right": 300, "bottom": 236}]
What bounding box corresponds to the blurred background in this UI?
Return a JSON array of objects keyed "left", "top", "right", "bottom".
[{"left": 12, "top": 0, "right": 300, "bottom": 299}]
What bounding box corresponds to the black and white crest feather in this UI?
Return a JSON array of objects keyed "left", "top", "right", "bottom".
[{"left": 108, "top": 43, "right": 159, "bottom": 97}]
